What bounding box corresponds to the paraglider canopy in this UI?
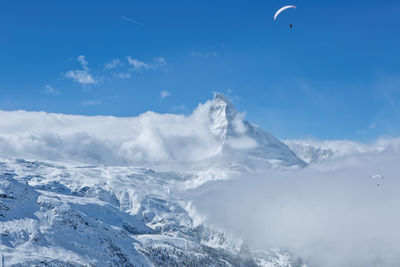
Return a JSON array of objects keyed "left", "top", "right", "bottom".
[
  {"left": 372, "top": 174, "right": 384, "bottom": 186},
  {"left": 274, "top": 5, "right": 296, "bottom": 20}
]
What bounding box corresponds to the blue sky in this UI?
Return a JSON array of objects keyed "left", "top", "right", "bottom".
[{"left": 1, "top": 0, "right": 400, "bottom": 141}]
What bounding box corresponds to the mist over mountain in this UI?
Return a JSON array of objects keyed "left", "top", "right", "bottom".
[
  {"left": 0, "top": 94, "right": 306, "bottom": 266},
  {"left": 1, "top": 94, "right": 399, "bottom": 267},
  {"left": 0, "top": 94, "right": 305, "bottom": 170}
]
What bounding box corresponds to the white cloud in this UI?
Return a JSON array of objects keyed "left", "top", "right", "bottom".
[
  {"left": 0, "top": 102, "right": 225, "bottom": 164},
  {"left": 153, "top": 57, "right": 166, "bottom": 64},
  {"left": 127, "top": 56, "right": 168, "bottom": 72},
  {"left": 189, "top": 52, "right": 218, "bottom": 58},
  {"left": 190, "top": 148, "right": 400, "bottom": 267},
  {"left": 160, "top": 90, "right": 170, "bottom": 98},
  {"left": 77, "top": 55, "right": 89, "bottom": 71},
  {"left": 226, "top": 136, "right": 257, "bottom": 150},
  {"left": 127, "top": 57, "right": 150, "bottom": 71},
  {"left": 81, "top": 100, "right": 101, "bottom": 106},
  {"left": 113, "top": 73, "right": 131, "bottom": 79},
  {"left": 354, "top": 122, "right": 377, "bottom": 135},
  {"left": 64, "top": 55, "right": 166, "bottom": 85},
  {"left": 44, "top": 84, "right": 60, "bottom": 95},
  {"left": 105, "top": 59, "right": 122, "bottom": 69},
  {"left": 65, "top": 55, "right": 96, "bottom": 85},
  {"left": 172, "top": 104, "right": 185, "bottom": 111},
  {"left": 66, "top": 70, "right": 96, "bottom": 85}
]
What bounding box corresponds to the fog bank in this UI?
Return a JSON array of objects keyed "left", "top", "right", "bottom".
[{"left": 190, "top": 150, "right": 400, "bottom": 267}]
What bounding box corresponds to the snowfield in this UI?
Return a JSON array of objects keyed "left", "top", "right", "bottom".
[{"left": 1, "top": 94, "right": 400, "bottom": 266}]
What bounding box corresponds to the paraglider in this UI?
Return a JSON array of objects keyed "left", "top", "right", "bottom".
[
  {"left": 274, "top": 5, "right": 296, "bottom": 28},
  {"left": 372, "top": 174, "right": 384, "bottom": 187}
]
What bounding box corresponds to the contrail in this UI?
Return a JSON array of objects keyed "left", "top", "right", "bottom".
[{"left": 121, "top": 16, "right": 143, "bottom": 26}]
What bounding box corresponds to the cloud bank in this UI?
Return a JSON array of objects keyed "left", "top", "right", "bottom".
[
  {"left": 0, "top": 100, "right": 239, "bottom": 167},
  {"left": 2, "top": 95, "right": 400, "bottom": 266},
  {"left": 189, "top": 149, "right": 400, "bottom": 267}
]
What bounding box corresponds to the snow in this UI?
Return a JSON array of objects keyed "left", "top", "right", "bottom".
[
  {"left": 285, "top": 138, "right": 400, "bottom": 164},
  {"left": 0, "top": 94, "right": 307, "bottom": 266},
  {"left": 0, "top": 156, "right": 297, "bottom": 266},
  {"left": 2, "top": 94, "right": 399, "bottom": 266}
]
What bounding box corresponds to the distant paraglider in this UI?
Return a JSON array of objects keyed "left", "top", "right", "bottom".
[
  {"left": 372, "top": 174, "right": 384, "bottom": 187},
  {"left": 274, "top": 5, "right": 296, "bottom": 29}
]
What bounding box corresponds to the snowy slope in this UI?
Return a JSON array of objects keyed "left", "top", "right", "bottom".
[
  {"left": 284, "top": 141, "right": 335, "bottom": 164},
  {"left": 209, "top": 94, "right": 306, "bottom": 168},
  {"left": 285, "top": 138, "right": 400, "bottom": 164},
  {"left": 0, "top": 157, "right": 300, "bottom": 266}
]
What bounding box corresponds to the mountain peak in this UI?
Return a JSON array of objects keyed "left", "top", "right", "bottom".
[
  {"left": 206, "top": 93, "right": 306, "bottom": 167},
  {"left": 213, "top": 93, "right": 232, "bottom": 104},
  {"left": 208, "top": 94, "right": 237, "bottom": 143},
  {"left": 211, "top": 93, "right": 237, "bottom": 120}
]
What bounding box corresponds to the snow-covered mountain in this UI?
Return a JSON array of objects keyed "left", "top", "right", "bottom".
[
  {"left": 0, "top": 94, "right": 305, "bottom": 171},
  {"left": 0, "top": 158, "right": 244, "bottom": 266},
  {"left": 3, "top": 95, "right": 400, "bottom": 266},
  {"left": 284, "top": 141, "right": 335, "bottom": 164},
  {"left": 285, "top": 138, "right": 400, "bottom": 164},
  {"left": 0, "top": 94, "right": 306, "bottom": 266},
  {"left": 210, "top": 94, "right": 306, "bottom": 168},
  {"left": 0, "top": 157, "right": 302, "bottom": 266}
]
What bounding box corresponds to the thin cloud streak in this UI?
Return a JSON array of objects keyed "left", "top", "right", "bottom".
[
  {"left": 127, "top": 57, "right": 168, "bottom": 72},
  {"left": 105, "top": 59, "right": 122, "bottom": 69},
  {"left": 113, "top": 73, "right": 131, "bottom": 79},
  {"left": 44, "top": 84, "right": 60, "bottom": 95},
  {"left": 121, "top": 16, "right": 143, "bottom": 26},
  {"left": 77, "top": 55, "right": 89, "bottom": 71},
  {"left": 189, "top": 52, "right": 218, "bottom": 58},
  {"left": 81, "top": 100, "right": 101, "bottom": 106}
]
